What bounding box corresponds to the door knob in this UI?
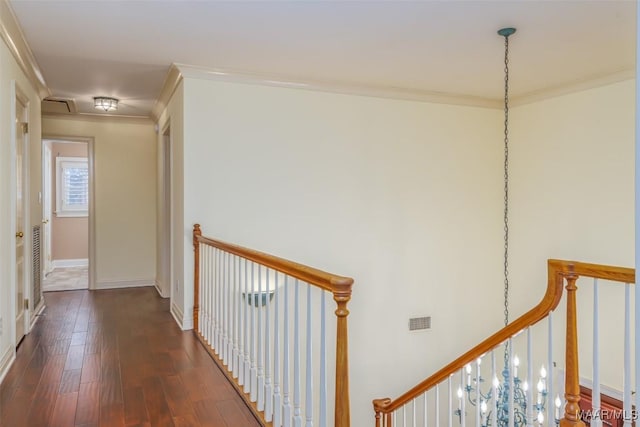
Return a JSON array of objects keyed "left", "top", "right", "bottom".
[
  {"left": 42, "top": 219, "right": 48, "bottom": 224},
  {"left": 15, "top": 231, "right": 23, "bottom": 238}
]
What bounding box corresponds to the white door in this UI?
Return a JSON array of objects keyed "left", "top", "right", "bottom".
[
  {"left": 15, "top": 96, "right": 27, "bottom": 344},
  {"left": 42, "top": 142, "right": 52, "bottom": 275}
]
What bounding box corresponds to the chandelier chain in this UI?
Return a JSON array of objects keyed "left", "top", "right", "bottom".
[{"left": 502, "top": 32, "right": 511, "bottom": 364}]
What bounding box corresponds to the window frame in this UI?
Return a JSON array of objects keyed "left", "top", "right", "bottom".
[{"left": 55, "top": 156, "right": 89, "bottom": 218}]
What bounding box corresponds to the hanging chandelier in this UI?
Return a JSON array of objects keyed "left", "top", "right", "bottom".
[{"left": 453, "top": 27, "right": 560, "bottom": 427}]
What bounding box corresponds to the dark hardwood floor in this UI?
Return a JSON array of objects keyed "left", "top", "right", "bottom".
[{"left": 0, "top": 288, "right": 261, "bottom": 427}]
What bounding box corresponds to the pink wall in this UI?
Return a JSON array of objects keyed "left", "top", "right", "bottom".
[{"left": 51, "top": 141, "right": 88, "bottom": 261}]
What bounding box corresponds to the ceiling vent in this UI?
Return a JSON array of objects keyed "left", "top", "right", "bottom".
[{"left": 42, "top": 98, "right": 77, "bottom": 114}]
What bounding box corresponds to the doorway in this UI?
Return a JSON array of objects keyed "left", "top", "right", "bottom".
[
  {"left": 158, "top": 124, "right": 172, "bottom": 299},
  {"left": 14, "top": 89, "right": 28, "bottom": 345},
  {"left": 41, "top": 138, "right": 92, "bottom": 292}
]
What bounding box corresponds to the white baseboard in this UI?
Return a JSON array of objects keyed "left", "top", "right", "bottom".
[
  {"left": 95, "top": 278, "right": 155, "bottom": 290},
  {"left": 170, "top": 302, "right": 184, "bottom": 328},
  {"left": 28, "top": 302, "right": 45, "bottom": 331},
  {"left": 171, "top": 303, "right": 193, "bottom": 330},
  {"left": 183, "top": 307, "right": 194, "bottom": 330},
  {"left": 51, "top": 258, "right": 88, "bottom": 269},
  {"left": 154, "top": 280, "right": 169, "bottom": 298},
  {"left": 0, "top": 346, "right": 15, "bottom": 385}
]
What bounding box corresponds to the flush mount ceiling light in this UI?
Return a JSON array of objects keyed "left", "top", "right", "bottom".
[{"left": 93, "top": 96, "right": 118, "bottom": 112}]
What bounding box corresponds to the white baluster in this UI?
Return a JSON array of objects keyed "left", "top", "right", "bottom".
[
  {"left": 214, "top": 249, "right": 222, "bottom": 357},
  {"left": 403, "top": 405, "right": 407, "bottom": 427},
  {"left": 238, "top": 257, "right": 244, "bottom": 386},
  {"left": 448, "top": 376, "right": 452, "bottom": 427},
  {"left": 527, "top": 328, "right": 533, "bottom": 427},
  {"left": 413, "top": 398, "right": 417, "bottom": 427},
  {"left": 436, "top": 383, "right": 440, "bottom": 427},
  {"left": 460, "top": 368, "right": 466, "bottom": 427},
  {"left": 547, "top": 312, "right": 554, "bottom": 427},
  {"left": 319, "top": 292, "right": 327, "bottom": 427},
  {"left": 221, "top": 252, "right": 229, "bottom": 366},
  {"left": 492, "top": 350, "right": 497, "bottom": 427},
  {"left": 199, "top": 244, "right": 205, "bottom": 339},
  {"left": 274, "top": 273, "right": 282, "bottom": 427},
  {"left": 258, "top": 266, "right": 265, "bottom": 411},
  {"left": 283, "top": 276, "right": 292, "bottom": 427},
  {"left": 250, "top": 262, "right": 257, "bottom": 402},
  {"left": 623, "top": 283, "right": 632, "bottom": 427},
  {"left": 233, "top": 255, "right": 239, "bottom": 378},
  {"left": 509, "top": 339, "right": 514, "bottom": 427},
  {"left": 209, "top": 247, "right": 214, "bottom": 347},
  {"left": 265, "top": 269, "right": 273, "bottom": 421},
  {"left": 225, "top": 253, "right": 233, "bottom": 372},
  {"left": 593, "top": 280, "right": 601, "bottom": 427},
  {"left": 476, "top": 358, "right": 480, "bottom": 427},
  {"left": 207, "top": 246, "right": 212, "bottom": 344},
  {"left": 423, "top": 391, "right": 428, "bottom": 427},
  {"left": 305, "top": 284, "right": 313, "bottom": 427},
  {"left": 244, "top": 258, "right": 251, "bottom": 393},
  {"left": 293, "top": 279, "right": 302, "bottom": 427},
  {"left": 222, "top": 249, "right": 227, "bottom": 359}
]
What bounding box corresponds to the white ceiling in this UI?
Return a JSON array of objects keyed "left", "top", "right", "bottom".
[{"left": 8, "top": 0, "right": 636, "bottom": 117}]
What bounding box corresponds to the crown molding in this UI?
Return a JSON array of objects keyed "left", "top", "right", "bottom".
[
  {"left": 151, "top": 63, "right": 183, "bottom": 122},
  {"left": 43, "top": 111, "right": 153, "bottom": 124},
  {"left": 173, "top": 63, "right": 502, "bottom": 109},
  {"left": 511, "top": 68, "right": 635, "bottom": 107},
  {"left": 153, "top": 63, "right": 636, "bottom": 117},
  {"left": 0, "top": 0, "right": 50, "bottom": 99}
]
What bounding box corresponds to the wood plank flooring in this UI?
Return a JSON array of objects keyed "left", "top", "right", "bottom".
[{"left": 0, "top": 288, "right": 261, "bottom": 427}]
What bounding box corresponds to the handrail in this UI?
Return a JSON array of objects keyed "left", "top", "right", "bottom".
[
  {"left": 194, "top": 224, "right": 353, "bottom": 293},
  {"left": 193, "top": 224, "right": 354, "bottom": 427},
  {"left": 373, "top": 259, "right": 635, "bottom": 418}
]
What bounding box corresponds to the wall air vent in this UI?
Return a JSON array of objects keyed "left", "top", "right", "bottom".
[
  {"left": 42, "top": 97, "right": 77, "bottom": 114},
  {"left": 409, "top": 316, "right": 431, "bottom": 331}
]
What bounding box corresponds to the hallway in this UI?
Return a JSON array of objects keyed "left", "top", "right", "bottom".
[{"left": 0, "top": 288, "right": 261, "bottom": 427}]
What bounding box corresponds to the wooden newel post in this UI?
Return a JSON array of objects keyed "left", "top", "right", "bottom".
[
  {"left": 334, "top": 281, "right": 353, "bottom": 427},
  {"left": 560, "top": 273, "right": 585, "bottom": 427},
  {"left": 193, "top": 224, "right": 202, "bottom": 333},
  {"left": 373, "top": 398, "right": 392, "bottom": 427}
]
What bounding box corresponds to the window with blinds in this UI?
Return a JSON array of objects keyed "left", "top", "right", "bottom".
[{"left": 56, "top": 157, "right": 88, "bottom": 217}]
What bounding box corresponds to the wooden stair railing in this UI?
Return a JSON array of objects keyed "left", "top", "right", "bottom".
[
  {"left": 373, "top": 259, "right": 635, "bottom": 427},
  {"left": 193, "top": 224, "right": 354, "bottom": 427}
]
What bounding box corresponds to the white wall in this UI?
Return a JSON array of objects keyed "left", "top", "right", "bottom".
[
  {"left": 42, "top": 115, "right": 157, "bottom": 289},
  {"left": 509, "top": 80, "right": 635, "bottom": 393},
  {"left": 0, "top": 35, "right": 42, "bottom": 377},
  {"left": 169, "top": 77, "right": 506, "bottom": 423}
]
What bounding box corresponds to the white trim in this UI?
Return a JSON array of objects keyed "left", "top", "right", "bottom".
[
  {"left": 174, "top": 63, "right": 501, "bottom": 109},
  {"left": 511, "top": 69, "right": 634, "bottom": 107},
  {"left": 151, "top": 64, "right": 182, "bottom": 121},
  {"left": 170, "top": 302, "right": 185, "bottom": 329},
  {"left": 51, "top": 258, "right": 88, "bottom": 269},
  {"left": 42, "top": 136, "right": 95, "bottom": 290},
  {"left": 95, "top": 278, "right": 155, "bottom": 290},
  {"left": 0, "top": 346, "right": 15, "bottom": 385},
  {"left": 579, "top": 376, "right": 626, "bottom": 403},
  {"left": 170, "top": 303, "right": 193, "bottom": 331},
  {"left": 0, "top": 1, "right": 50, "bottom": 99},
  {"left": 154, "top": 279, "right": 168, "bottom": 298},
  {"left": 167, "top": 63, "right": 639, "bottom": 111},
  {"left": 28, "top": 302, "right": 44, "bottom": 332}
]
